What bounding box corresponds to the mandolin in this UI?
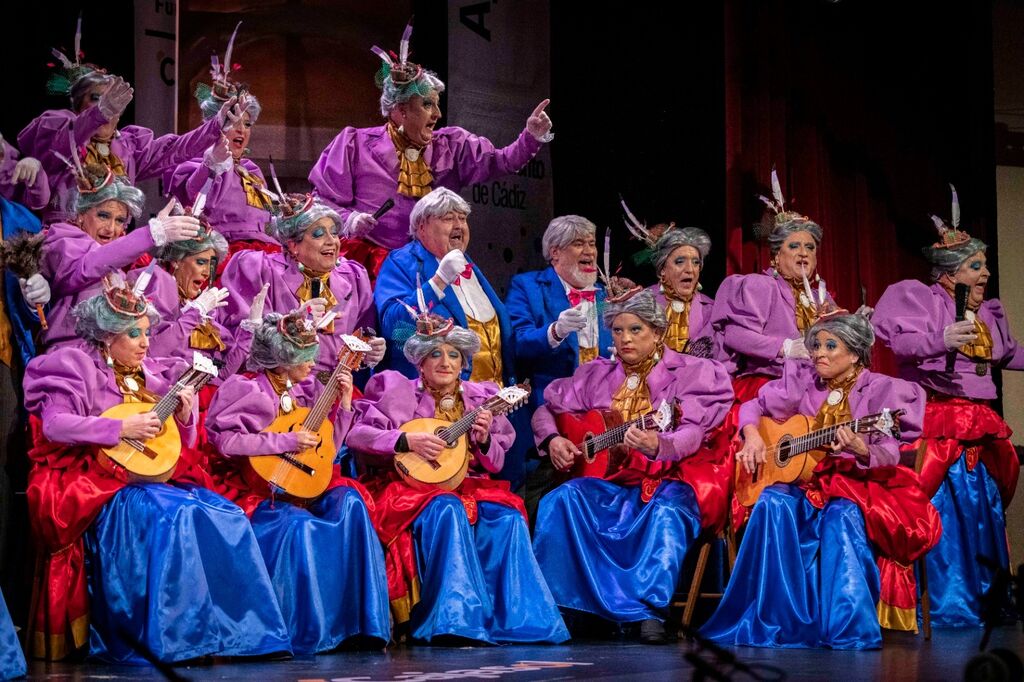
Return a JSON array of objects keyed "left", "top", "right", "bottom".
[
  {"left": 734, "top": 408, "right": 905, "bottom": 507},
  {"left": 99, "top": 352, "right": 220, "bottom": 483},
  {"left": 394, "top": 383, "right": 531, "bottom": 491},
  {"left": 554, "top": 399, "right": 675, "bottom": 478},
  {"left": 246, "top": 332, "right": 371, "bottom": 499}
]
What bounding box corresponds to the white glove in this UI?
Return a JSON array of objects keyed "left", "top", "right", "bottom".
[
  {"left": 782, "top": 338, "right": 810, "bottom": 359},
  {"left": 98, "top": 76, "right": 134, "bottom": 120},
  {"left": 553, "top": 306, "right": 587, "bottom": 341},
  {"left": 526, "top": 99, "right": 554, "bottom": 142},
  {"left": 183, "top": 286, "right": 229, "bottom": 318},
  {"left": 203, "top": 138, "right": 233, "bottom": 175},
  {"left": 342, "top": 211, "right": 377, "bottom": 238},
  {"left": 365, "top": 336, "right": 386, "bottom": 367},
  {"left": 240, "top": 283, "right": 270, "bottom": 332},
  {"left": 149, "top": 198, "right": 201, "bottom": 246},
  {"left": 943, "top": 320, "right": 977, "bottom": 351},
  {"left": 302, "top": 297, "right": 329, "bottom": 326},
  {"left": 217, "top": 95, "right": 244, "bottom": 133},
  {"left": 13, "top": 157, "right": 42, "bottom": 186},
  {"left": 19, "top": 274, "right": 50, "bottom": 307},
  {"left": 435, "top": 250, "right": 469, "bottom": 287}
]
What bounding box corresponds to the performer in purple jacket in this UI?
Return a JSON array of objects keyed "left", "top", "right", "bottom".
[
  {"left": 40, "top": 160, "right": 201, "bottom": 349},
  {"left": 165, "top": 25, "right": 277, "bottom": 267},
  {"left": 703, "top": 312, "right": 938, "bottom": 648},
  {"left": 873, "top": 186, "right": 1021, "bottom": 627},
  {"left": 219, "top": 192, "right": 385, "bottom": 376},
  {"left": 17, "top": 17, "right": 241, "bottom": 224},
  {"left": 531, "top": 280, "right": 733, "bottom": 644},
  {"left": 0, "top": 134, "right": 49, "bottom": 210},
  {"left": 308, "top": 21, "right": 553, "bottom": 279}
]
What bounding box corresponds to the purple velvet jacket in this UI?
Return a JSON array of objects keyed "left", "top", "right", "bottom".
[
  {"left": 0, "top": 139, "right": 49, "bottom": 209},
  {"left": 17, "top": 106, "right": 220, "bottom": 224},
  {"left": 737, "top": 360, "right": 925, "bottom": 469},
  {"left": 348, "top": 370, "right": 514, "bottom": 476},
  {"left": 24, "top": 344, "right": 197, "bottom": 448},
  {"left": 873, "top": 279, "right": 1024, "bottom": 400},
  {"left": 308, "top": 125, "right": 542, "bottom": 250},
  {"left": 532, "top": 348, "right": 733, "bottom": 462},
  {"left": 165, "top": 158, "right": 275, "bottom": 245}
]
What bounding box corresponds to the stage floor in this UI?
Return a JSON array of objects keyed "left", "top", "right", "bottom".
[{"left": 24, "top": 625, "right": 1023, "bottom": 681}]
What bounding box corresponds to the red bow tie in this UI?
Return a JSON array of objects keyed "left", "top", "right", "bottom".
[
  {"left": 567, "top": 288, "right": 596, "bottom": 306},
  {"left": 453, "top": 264, "right": 474, "bottom": 286}
]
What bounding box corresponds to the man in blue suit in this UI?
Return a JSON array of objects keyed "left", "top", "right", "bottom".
[
  {"left": 504, "top": 215, "right": 612, "bottom": 518},
  {"left": 375, "top": 188, "right": 525, "bottom": 483}
]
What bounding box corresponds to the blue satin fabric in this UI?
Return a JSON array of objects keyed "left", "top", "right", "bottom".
[
  {"left": 249, "top": 486, "right": 391, "bottom": 653},
  {"left": 532, "top": 479, "right": 702, "bottom": 623},
  {"left": 409, "top": 496, "right": 568, "bottom": 644},
  {"left": 0, "top": 588, "right": 26, "bottom": 680},
  {"left": 85, "top": 483, "right": 292, "bottom": 664},
  {"left": 701, "top": 485, "right": 881, "bottom": 650},
  {"left": 925, "top": 458, "right": 1009, "bottom": 627}
]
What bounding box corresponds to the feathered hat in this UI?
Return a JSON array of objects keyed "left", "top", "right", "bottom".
[
  {"left": 596, "top": 225, "right": 643, "bottom": 304},
  {"left": 102, "top": 269, "right": 153, "bottom": 318},
  {"left": 277, "top": 308, "right": 320, "bottom": 349},
  {"left": 194, "top": 22, "right": 250, "bottom": 117},
  {"left": 401, "top": 273, "right": 456, "bottom": 338},
  {"left": 46, "top": 13, "right": 106, "bottom": 97},
  {"left": 929, "top": 184, "right": 972, "bottom": 249},
  {"left": 754, "top": 167, "right": 815, "bottom": 239},
  {"left": 52, "top": 124, "right": 115, "bottom": 194},
  {"left": 619, "top": 195, "right": 678, "bottom": 266},
  {"left": 372, "top": 21, "right": 423, "bottom": 89}
]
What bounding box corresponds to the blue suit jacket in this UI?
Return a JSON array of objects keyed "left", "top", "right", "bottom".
[
  {"left": 0, "top": 197, "right": 43, "bottom": 365},
  {"left": 375, "top": 240, "right": 516, "bottom": 384},
  {"left": 505, "top": 266, "right": 612, "bottom": 414}
]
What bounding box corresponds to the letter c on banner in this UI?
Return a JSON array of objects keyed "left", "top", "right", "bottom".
[{"left": 160, "top": 57, "right": 175, "bottom": 86}]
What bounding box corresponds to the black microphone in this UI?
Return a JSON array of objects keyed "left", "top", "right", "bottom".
[
  {"left": 371, "top": 198, "right": 395, "bottom": 221},
  {"left": 311, "top": 279, "right": 321, "bottom": 299},
  {"left": 946, "top": 282, "right": 970, "bottom": 372}
]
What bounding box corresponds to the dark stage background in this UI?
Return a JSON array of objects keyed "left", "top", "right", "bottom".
[{"left": 0, "top": 0, "right": 1000, "bottom": 622}]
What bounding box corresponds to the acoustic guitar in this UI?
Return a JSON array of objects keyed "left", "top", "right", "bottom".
[
  {"left": 99, "top": 352, "right": 220, "bottom": 483},
  {"left": 394, "top": 383, "right": 531, "bottom": 491},
  {"left": 246, "top": 332, "right": 371, "bottom": 499},
  {"left": 555, "top": 399, "right": 675, "bottom": 478},
  {"left": 734, "top": 408, "right": 905, "bottom": 507}
]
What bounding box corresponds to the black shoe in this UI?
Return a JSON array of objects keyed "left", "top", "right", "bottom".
[{"left": 639, "top": 618, "right": 668, "bottom": 645}]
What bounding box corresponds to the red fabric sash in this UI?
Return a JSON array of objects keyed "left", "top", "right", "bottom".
[
  {"left": 364, "top": 473, "right": 526, "bottom": 624},
  {"left": 803, "top": 458, "right": 942, "bottom": 621},
  {"left": 338, "top": 237, "right": 391, "bottom": 284},
  {"left": 914, "top": 396, "right": 1018, "bottom": 506},
  {"left": 215, "top": 239, "right": 283, "bottom": 279}
]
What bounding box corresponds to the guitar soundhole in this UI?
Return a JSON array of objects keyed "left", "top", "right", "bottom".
[{"left": 777, "top": 436, "right": 792, "bottom": 464}]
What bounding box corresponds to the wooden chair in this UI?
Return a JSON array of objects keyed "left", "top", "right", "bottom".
[{"left": 673, "top": 514, "right": 738, "bottom": 629}]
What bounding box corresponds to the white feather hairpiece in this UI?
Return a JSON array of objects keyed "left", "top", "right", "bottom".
[{"left": 949, "top": 184, "right": 960, "bottom": 229}]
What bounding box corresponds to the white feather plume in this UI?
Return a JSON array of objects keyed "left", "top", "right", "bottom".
[
  {"left": 223, "top": 21, "right": 242, "bottom": 78},
  {"left": 415, "top": 272, "right": 427, "bottom": 315},
  {"left": 770, "top": 167, "right": 785, "bottom": 211},
  {"left": 929, "top": 214, "right": 946, "bottom": 234},
  {"left": 370, "top": 45, "right": 394, "bottom": 66},
  {"left": 399, "top": 20, "right": 414, "bottom": 64},
  {"left": 619, "top": 195, "right": 651, "bottom": 244},
  {"left": 132, "top": 260, "right": 157, "bottom": 297},
  {"left": 268, "top": 159, "right": 286, "bottom": 201},
  {"left": 74, "top": 12, "right": 83, "bottom": 63},
  {"left": 51, "top": 48, "right": 73, "bottom": 69},
  {"left": 192, "top": 177, "right": 214, "bottom": 217},
  {"left": 603, "top": 226, "right": 611, "bottom": 281},
  {"left": 949, "top": 184, "right": 960, "bottom": 229}
]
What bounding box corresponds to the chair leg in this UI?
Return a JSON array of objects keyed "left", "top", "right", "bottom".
[
  {"left": 682, "top": 541, "right": 712, "bottom": 628},
  {"left": 23, "top": 551, "right": 43, "bottom": 657},
  {"left": 918, "top": 558, "right": 931, "bottom": 641}
]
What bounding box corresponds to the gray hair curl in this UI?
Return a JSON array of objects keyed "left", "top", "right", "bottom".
[
  {"left": 542, "top": 215, "right": 596, "bottom": 262},
  {"left": 74, "top": 178, "right": 146, "bottom": 220},
  {"left": 247, "top": 313, "right": 320, "bottom": 371},
  {"left": 921, "top": 239, "right": 987, "bottom": 283},
  {"left": 72, "top": 293, "right": 160, "bottom": 345},
  {"left": 156, "top": 228, "right": 229, "bottom": 264},
  {"left": 268, "top": 199, "right": 342, "bottom": 246},
  {"left": 805, "top": 313, "right": 875, "bottom": 368},
  {"left": 408, "top": 187, "right": 471, "bottom": 237},
  {"left": 602, "top": 289, "right": 668, "bottom": 332},
  {"left": 653, "top": 227, "right": 712, "bottom": 273},
  {"left": 403, "top": 326, "right": 480, "bottom": 368},
  {"left": 379, "top": 68, "right": 445, "bottom": 118},
  {"left": 767, "top": 218, "right": 823, "bottom": 256}
]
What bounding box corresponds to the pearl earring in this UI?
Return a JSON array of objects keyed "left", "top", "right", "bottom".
[
  {"left": 297, "top": 262, "right": 305, "bottom": 273},
  {"left": 697, "top": 282, "right": 703, "bottom": 291}
]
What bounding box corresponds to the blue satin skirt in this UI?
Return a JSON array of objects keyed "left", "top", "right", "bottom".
[
  {"left": 409, "top": 496, "right": 568, "bottom": 644},
  {"left": 85, "top": 483, "right": 292, "bottom": 663},
  {"left": 701, "top": 484, "right": 881, "bottom": 650},
  {"left": 533, "top": 479, "right": 702, "bottom": 624},
  {"left": 250, "top": 486, "right": 391, "bottom": 653},
  {"left": 0, "top": 588, "right": 26, "bottom": 680},
  {"left": 925, "top": 457, "right": 1009, "bottom": 627}
]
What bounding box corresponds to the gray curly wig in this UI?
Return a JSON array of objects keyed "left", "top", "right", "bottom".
[
  {"left": 72, "top": 293, "right": 160, "bottom": 345},
  {"left": 403, "top": 326, "right": 481, "bottom": 368},
  {"left": 805, "top": 313, "right": 875, "bottom": 368},
  {"left": 74, "top": 178, "right": 146, "bottom": 220},
  {"left": 653, "top": 227, "right": 712, "bottom": 273},
  {"left": 269, "top": 198, "right": 342, "bottom": 246},
  {"left": 247, "top": 312, "right": 320, "bottom": 371},
  {"left": 379, "top": 68, "right": 445, "bottom": 118},
  {"left": 408, "top": 187, "right": 471, "bottom": 237},
  {"left": 156, "top": 228, "right": 229, "bottom": 263},
  {"left": 542, "top": 215, "right": 596, "bottom": 262},
  {"left": 768, "top": 218, "right": 823, "bottom": 256},
  {"left": 602, "top": 289, "right": 668, "bottom": 332},
  {"left": 922, "top": 239, "right": 988, "bottom": 283}
]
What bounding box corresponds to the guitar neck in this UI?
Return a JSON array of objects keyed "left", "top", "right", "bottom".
[
  {"left": 151, "top": 369, "right": 207, "bottom": 422},
  {"left": 582, "top": 412, "right": 658, "bottom": 452},
  {"left": 783, "top": 411, "right": 898, "bottom": 457},
  {"left": 300, "top": 348, "right": 366, "bottom": 432},
  {"left": 437, "top": 394, "right": 507, "bottom": 442}
]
